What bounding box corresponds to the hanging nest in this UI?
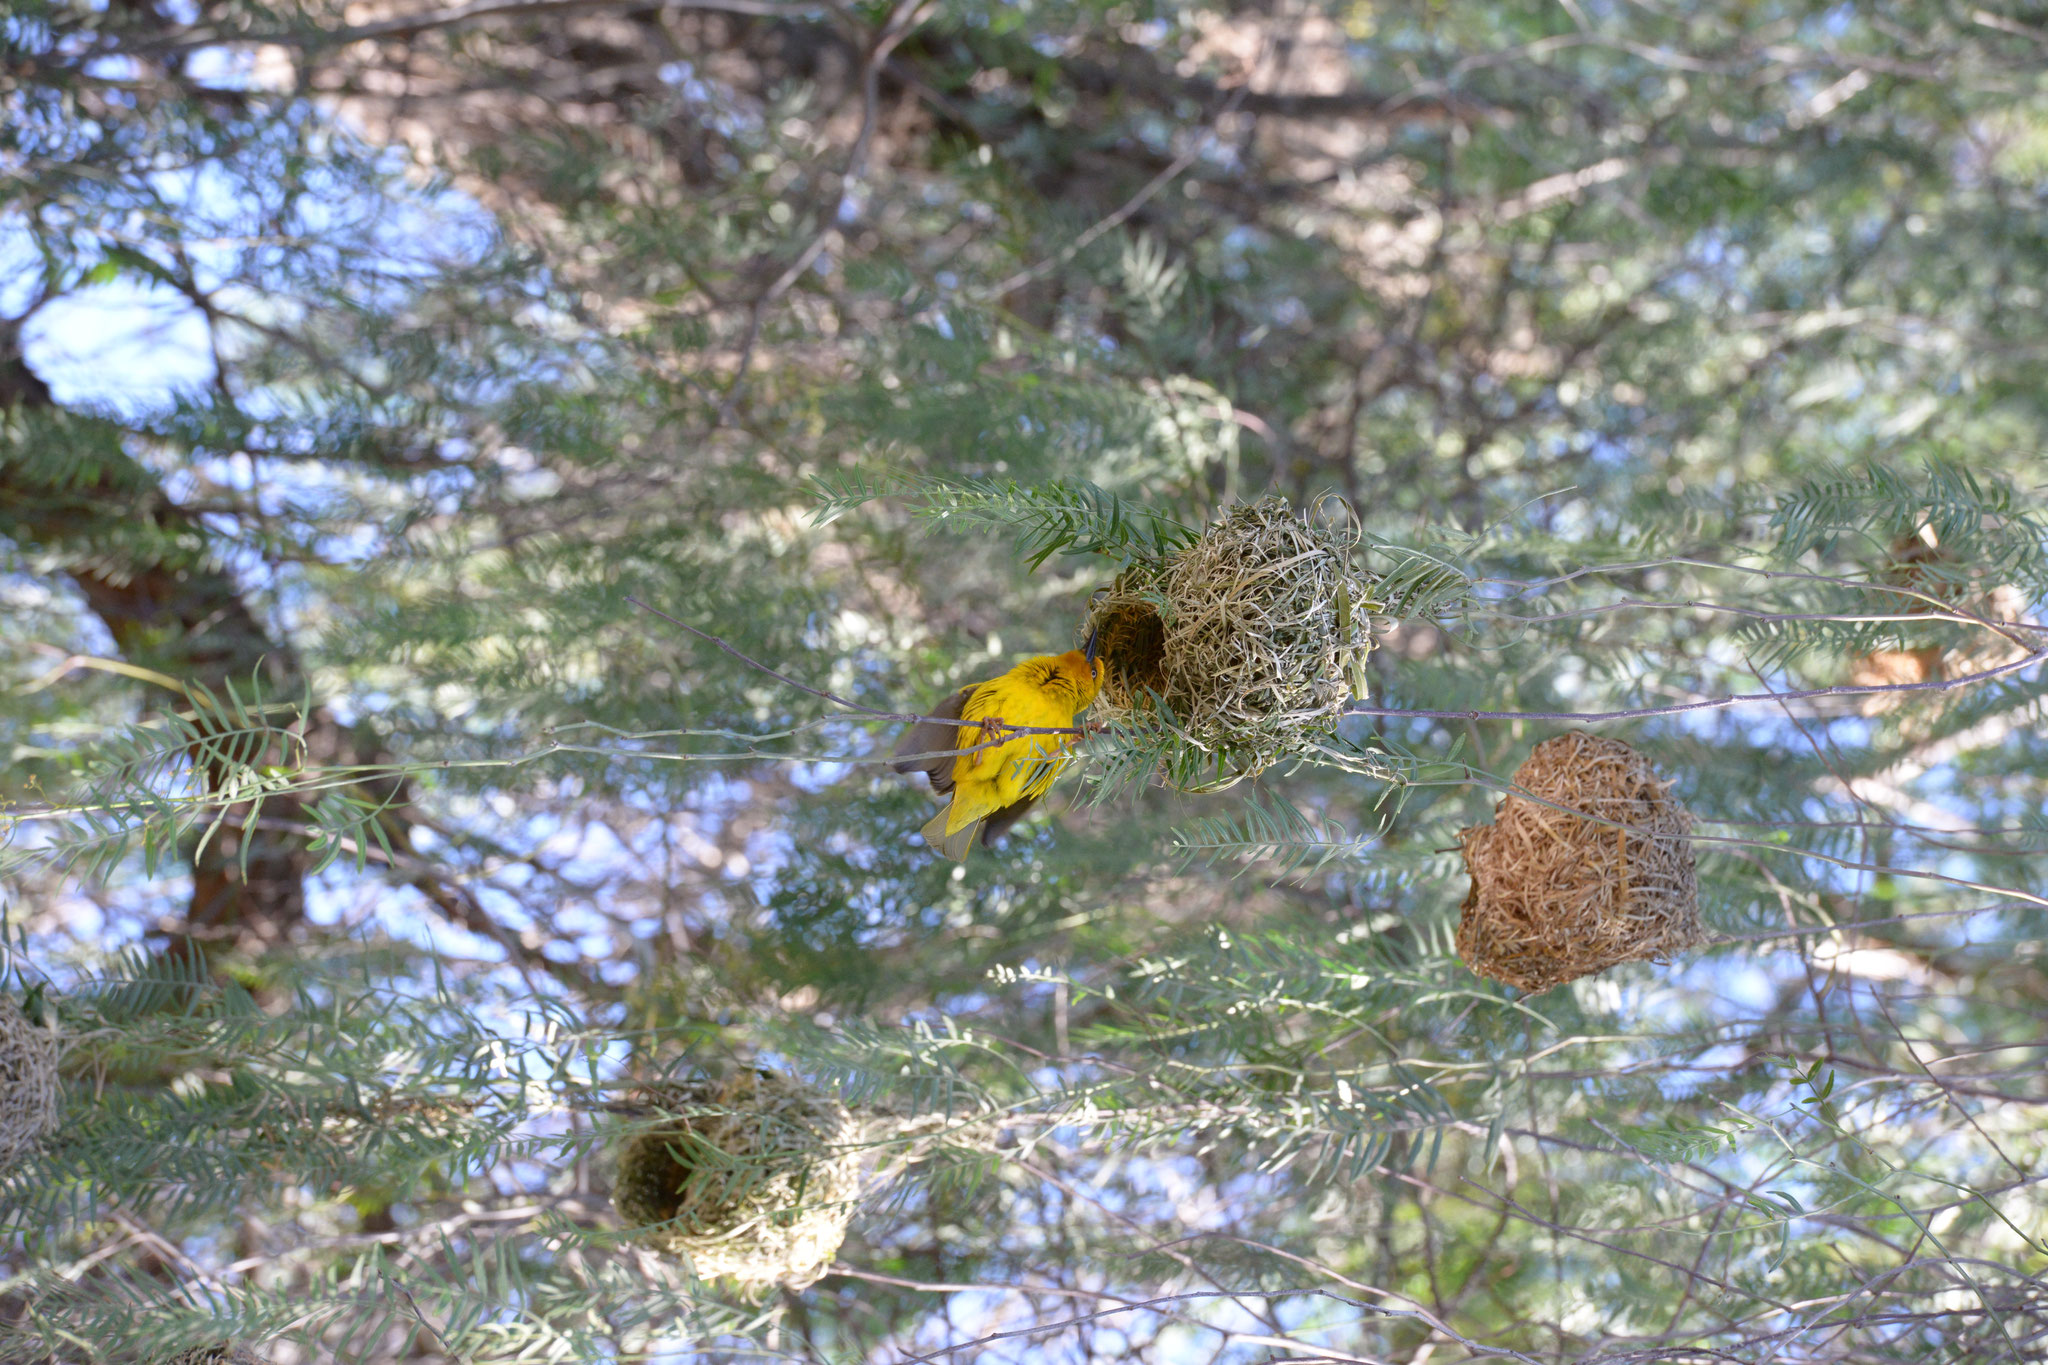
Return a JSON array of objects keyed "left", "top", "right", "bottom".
[
  {"left": 1456, "top": 734, "right": 1704, "bottom": 993},
  {"left": 1084, "top": 497, "right": 1376, "bottom": 789},
  {"left": 0, "top": 991, "right": 59, "bottom": 1172},
  {"left": 1849, "top": 530, "right": 2035, "bottom": 714},
  {"left": 611, "top": 1069, "right": 862, "bottom": 1292},
  {"left": 157, "top": 1347, "right": 270, "bottom": 1365}
]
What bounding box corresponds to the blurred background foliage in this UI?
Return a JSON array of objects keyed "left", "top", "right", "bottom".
[{"left": 4, "top": 0, "right": 2048, "bottom": 1358}]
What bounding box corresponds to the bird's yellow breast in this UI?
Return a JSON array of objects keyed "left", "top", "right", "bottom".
[{"left": 948, "top": 653, "right": 1100, "bottom": 810}]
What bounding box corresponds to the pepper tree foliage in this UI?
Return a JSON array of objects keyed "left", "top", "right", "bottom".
[{"left": 3, "top": 0, "right": 2048, "bottom": 1359}]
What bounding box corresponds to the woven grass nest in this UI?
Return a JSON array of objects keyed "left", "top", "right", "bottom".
[
  {"left": 1849, "top": 531, "right": 2034, "bottom": 714},
  {"left": 1084, "top": 496, "right": 1376, "bottom": 788},
  {"left": 1456, "top": 734, "right": 1704, "bottom": 993},
  {"left": 612, "top": 1069, "right": 862, "bottom": 1292},
  {"left": 0, "top": 991, "right": 60, "bottom": 1171},
  {"left": 157, "top": 1347, "right": 270, "bottom": 1365}
]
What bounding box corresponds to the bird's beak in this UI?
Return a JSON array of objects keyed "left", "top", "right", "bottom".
[{"left": 1083, "top": 623, "right": 1101, "bottom": 664}]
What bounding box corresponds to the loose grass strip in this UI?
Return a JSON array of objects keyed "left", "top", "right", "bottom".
[
  {"left": 611, "top": 1069, "right": 863, "bottom": 1292},
  {"left": 1457, "top": 734, "right": 1704, "bottom": 993},
  {"left": 0, "top": 993, "right": 58, "bottom": 1172},
  {"left": 1085, "top": 496, "right": 1377, "bottom": 789}
]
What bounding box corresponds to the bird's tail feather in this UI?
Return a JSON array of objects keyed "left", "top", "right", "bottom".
[{"left": 921, "top": 807, "right": 980, "bottom": 862}]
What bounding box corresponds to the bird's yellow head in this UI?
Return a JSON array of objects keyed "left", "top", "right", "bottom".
[{"left": 1048, "top": 649, "right": 1105, "bottom": 709}]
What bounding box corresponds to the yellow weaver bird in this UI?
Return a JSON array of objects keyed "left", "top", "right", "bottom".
[{"left": 891, "top": 639, "right": 1104, "bottom": 860}]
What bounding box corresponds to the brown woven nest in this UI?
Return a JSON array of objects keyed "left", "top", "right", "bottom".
[
  {"left": 1456, "top": 734, "right": 1704, "bottom": 993},
  {"left": 1849, "top": 531, "right": 2034, "bottom": 714},
  {"left": 156, "top": 1347, "right": 270, "bottom": 1365},
  {"left": 611, "top": 1069, "right": 862, "bottom": 1292},
  {"left": 0, "top": 992, "right": 59, "bottom": 1171},
  {"left": 1084, "top": 496, "right": 1376, "bottom": 788}
]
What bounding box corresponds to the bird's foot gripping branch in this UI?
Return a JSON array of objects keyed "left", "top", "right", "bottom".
[{"left": 890, "top": 649, "right": 1106, "bottom": 860}]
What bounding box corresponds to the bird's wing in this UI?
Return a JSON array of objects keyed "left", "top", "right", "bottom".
[
  {"left": 1013, "top": 751, "right": 1066, "bottom": 800},
  {"left": 979, "top": 745, "right": 1071, "bottom": 845},
  {"left": 891, "top": 685, "right": 975, "bottom": 794},
  {"left": 978, "top": 794, "right": 1040, "bottom": 847}
]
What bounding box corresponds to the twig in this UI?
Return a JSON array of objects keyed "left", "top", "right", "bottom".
[
  {"left": 387, "top": 1269, "right": 469, "bottom": 1364},
  {"left": 623, "top": 596, "right": 1082, "bottom": 739},
  {"left": 102, "top": 0, "right": 821, "bottom": 57},
  {"left": 980, "top": 84, "right": 1251, "bottom": 301},
  {"left": 1343, "top": 646, "right": 2046, "bottom": 723},
  {"left": 1873, "top": 994, "right": 2027, "bottom": 1183},
  {"left": 1476, "top": 596, "right": 2048, "bottom": 632},
  {"left": 716, "top": 0, "right": 930, "bottom": 424},
  {"left": 837, "top": 1280, "right": 1487, "bottom": 1365}
]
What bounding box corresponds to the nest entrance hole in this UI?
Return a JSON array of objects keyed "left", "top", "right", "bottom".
[
  {"left": 1093, "top": 600, "right": 1168, "bottom": 706},
  {"left": 611, "top": 1070, "right": 862, "bottom": 1291},
  {"left": 636, "top": 1123, "right": 808, "bottom": 1234}
]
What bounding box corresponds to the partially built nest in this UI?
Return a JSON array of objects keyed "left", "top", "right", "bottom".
[
  {"left": 0, "top": 992, "right": 59, "bottom": 1172},
  {"left": 611, "top": 1069, "right": 862, "bottom": 1292},
  {"left": 1456, "top": 734, "right": 1704, "bottom": 994},
  {"left": 1849, "top": 531, "right": 2034, "bottom": 714},
  {"left": 1084, "top": 497, "right": 1376, "bottom": 787},
  {"left": 157, "top": 1347, "right": 270, "bottom": 1365}
]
